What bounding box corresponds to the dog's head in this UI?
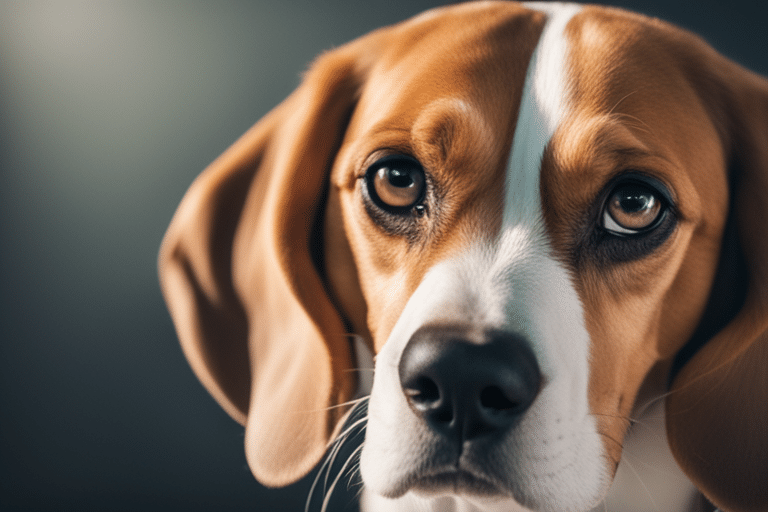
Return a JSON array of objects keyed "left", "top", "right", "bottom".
[{"left": 159, "top": 2, "right": 768, "bottom": 511}]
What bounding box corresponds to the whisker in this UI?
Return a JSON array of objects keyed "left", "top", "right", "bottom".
[
  {"left": 346, "top": 457, "right": 367, "bottom": 503},
  {"left": 307, "top": 433, "right": 346, "bottom": 512},
  {"left": 321, "top": 443, "right": 365, "bottom": 512},
  {"left": 595, "top": 425, "right": 662, "bottom": 469},
  {"left": 621, "top": 456, "right": 660, "bottom": 512},
  {"left": 590, "top": 407, "right": 665, "bottom": 434},
  {"left": 590, "top": 412, "right": 636, "bottom": 426},
  {"left": 306, "top": 459, "right": 329, "bottom": 512},
  {"left": 608, "top": 89, "right": 639, "bottom": 115},
  {"left": 596, "top": 431, "right": 623, "bottom": 451},
  {"left": 618, "top": 441, "right": 686, "bottom": 478},
  {"left": 306, "top": 399, "right": 368, "bottom": 512},
  {"left": 328, "top": 421, "right": 367, "bottom": 457},
  {"left": 309, "top": 395, "right": 370, "bottom": 414},
  {"left": 612, "top": 112, "right": 653, "bottom": 135},
  {"left": 633, "top": 391, "right": 673, "bottom": 418}
]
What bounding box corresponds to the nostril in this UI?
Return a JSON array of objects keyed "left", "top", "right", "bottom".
[
  {"left": 404, "top": 376, "right": 453, "bottom": 424},
  {"left": 405, "top": 376, "right": 440, "bottom": 406},
  {"left": 480, "top": 385, "right": 519, "bottom": 412}
]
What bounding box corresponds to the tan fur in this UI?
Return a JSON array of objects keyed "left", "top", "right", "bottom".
[{"left": 326, "top": 3, "right": 546, "bottom": 352}]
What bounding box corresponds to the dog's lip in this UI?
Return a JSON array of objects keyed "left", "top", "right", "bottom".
[{"left": 409, "top": 468, "right": 504, "bottom": 497}]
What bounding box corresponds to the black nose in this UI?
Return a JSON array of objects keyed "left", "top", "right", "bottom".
[{"left": 398, "top": 326, "right": 541, "bottom": 442}]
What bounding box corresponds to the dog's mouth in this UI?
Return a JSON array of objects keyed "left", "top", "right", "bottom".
[{"left": 409, "top": 469, "right": 504, "bottom": 498}]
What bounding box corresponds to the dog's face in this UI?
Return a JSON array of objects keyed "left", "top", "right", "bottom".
[
  {"left": 327, "top": 3, "right": 728, "bottom": 508},
  {"left": 160, "top": 2, "right": 768, "bottom": 511}
]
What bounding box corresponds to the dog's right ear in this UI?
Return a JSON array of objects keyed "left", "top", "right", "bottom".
[{"left": 158, "top": 37, "right": 379, "bottom": 486}]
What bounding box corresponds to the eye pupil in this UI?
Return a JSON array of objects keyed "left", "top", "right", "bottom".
[
  {"left": 619, "top": 190, "right": 652, "bottom": 213},
  {"left": 387, "top": 167, "right": 414, "bottom": 188}
]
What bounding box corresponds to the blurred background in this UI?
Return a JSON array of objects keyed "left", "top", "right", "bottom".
[{"left": 1, "top": 1, "right": 765, "bottom": 511}]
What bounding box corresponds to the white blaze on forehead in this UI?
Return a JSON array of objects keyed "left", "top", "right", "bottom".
[
  {"left": 523, "top": 2, "right": 580, "bottom": 130},
  {"left": 506, "top": 2, "right": 581, "bottom": 228}
]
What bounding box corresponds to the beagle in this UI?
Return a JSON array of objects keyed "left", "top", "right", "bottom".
[{"left": 159, "top": 2, "right": 768, "bottom": 511}]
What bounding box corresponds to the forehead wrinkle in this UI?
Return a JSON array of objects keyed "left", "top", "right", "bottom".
[
  {"left": 553, "top": 113, "right": 664, "bottom": 174},
  {"left": 411, "top": 97, "right": 496, "bottom": 174}
]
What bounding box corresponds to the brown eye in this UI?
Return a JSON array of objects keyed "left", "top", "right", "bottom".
[
  {"left": 603, "top": 182, "right": 664, "bottom": 235},
  {"left": 367, "top": 157, "right": 426, "bottom": 211}
]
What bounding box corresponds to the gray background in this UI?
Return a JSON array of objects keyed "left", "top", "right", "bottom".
[{"left": 1, "top": 1, "right": 766, "bottom": 511}]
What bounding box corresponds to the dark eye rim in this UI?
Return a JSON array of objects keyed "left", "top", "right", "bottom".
[
  {"left": 599, "top": 173, "right": 674, "bottom": 238},
  {"left": 362, "top": 154, "right": 428, "bottom": 215},
  {"left": 572, "top": 171, "right": 679, "bottom": 267}
]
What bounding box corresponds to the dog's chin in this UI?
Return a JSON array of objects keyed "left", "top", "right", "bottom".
[
  {"left": 361, "top": 463, "right": 535, "bottom": 509},
  {"left": 361, "top": 457, "right": 609, "bottom": 512},
  {"left": 363, "top": 471, "right": 535, "bottom": 512}
]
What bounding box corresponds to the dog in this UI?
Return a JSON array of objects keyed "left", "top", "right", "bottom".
[{"left": 159, "top": 2, "right": 768, "bottom": 511}]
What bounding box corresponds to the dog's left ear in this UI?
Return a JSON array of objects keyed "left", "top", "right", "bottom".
[
  {"left": 159, "top": 37, "right": 379, "bottom": 487},
  {"left": 666, "top": 48, "right": 768, "bottom": 511}
]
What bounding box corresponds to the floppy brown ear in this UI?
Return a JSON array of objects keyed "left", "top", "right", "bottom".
[
  {"left": 159, "top": 42, "right": 371, "bottom": 486},
  {"left": 666, "top": 56, "right": 768, "bottom": 511}
]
